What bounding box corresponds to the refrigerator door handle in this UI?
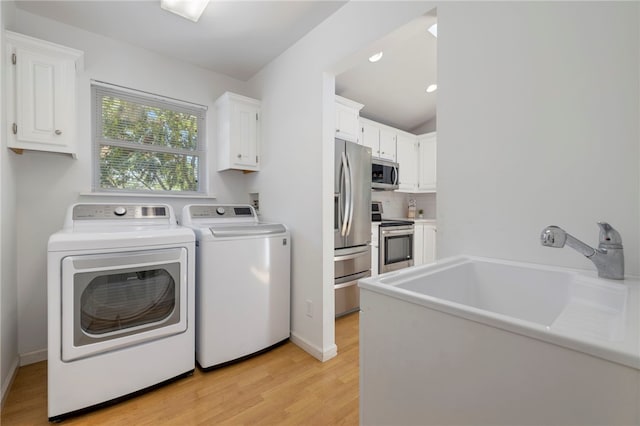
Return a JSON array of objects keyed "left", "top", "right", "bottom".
[
  {"left": 340, "top": 152, "right": 350, "bottom": 237},
  {"left": 345, "top": 152, "right": 354, "bottom": 236}
]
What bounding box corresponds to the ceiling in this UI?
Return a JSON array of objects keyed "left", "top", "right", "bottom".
[
  {"left": 14, "top": 0, "right": 347, "bottom": 81},
  {"left": 15, "top": 1, "right": 435, "bottom": 134},
  {"left": 336, "top": 13, "right": 437, "bottom": 134}
]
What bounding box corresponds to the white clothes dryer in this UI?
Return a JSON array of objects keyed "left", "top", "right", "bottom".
[
  {"left": 181, "top": 204, "right": 290, "bottom": 370},
  {"left": 47, "top": 204, "right": 195, "bottom": 421}
]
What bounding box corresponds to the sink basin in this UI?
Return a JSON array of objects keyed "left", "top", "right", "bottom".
[
  {"left": 360, "top": 255, "right": 639, "bottom": 368},
  {"left": 358, "top": 256, "right": 640, "bottom": 425}
]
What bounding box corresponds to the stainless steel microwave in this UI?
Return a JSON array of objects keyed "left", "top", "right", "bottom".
[{"left": 372, "top": 158, "right": 399, "bottom": 190}]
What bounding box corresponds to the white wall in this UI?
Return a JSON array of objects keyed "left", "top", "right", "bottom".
[
  {"left": 437, "top": 2, "right": 639, "bottom": 275},
  {"left": 0, "top": 0, "right": 19, "bottom": 405},
  {"left": 249, "top": 0, "right": 639, "bottom": 361},
  {"left": 247, "top": 1, "right": 437, "bottom": 360},
  {"left": 8, "top": 8, "right": 253, "bottom": 359}
]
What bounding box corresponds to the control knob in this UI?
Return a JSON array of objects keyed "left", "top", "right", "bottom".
[
  {"left": 216, "top": 207, "right": 225, "bottom": 216},
  {"left": 114, "top": 206, "right": 127, "bottom": 216}
]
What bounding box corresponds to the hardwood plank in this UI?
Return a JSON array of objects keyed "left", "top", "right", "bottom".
[{"left": 1, "top": 313, "right": 359, "bottom": 425}]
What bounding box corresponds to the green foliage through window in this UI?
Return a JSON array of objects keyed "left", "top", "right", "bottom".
[{"left": 93, "top": 84, "right": 206, "bottom": 194}]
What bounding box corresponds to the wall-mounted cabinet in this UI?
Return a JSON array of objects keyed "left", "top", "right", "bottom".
[
  {"left": 5, "top": 31, "right": 83, "bottom": 157},
  {"left": 413, "top": 222, "right": 437, "bottom": 266},
  {"left": 360, "top": 117, "right": 397, "bottom": 162},
  {"left": 335, "top": 95, "right": 363, "bottom": 143},
  {"left": 216, "top": 92, "right": 261, "bottom": 172},
  {"left": 395, "top": 131, "right": 437, "bottom": 193},
  {"left": 418, "top": 132, "right": 437, "bottom": 192}
]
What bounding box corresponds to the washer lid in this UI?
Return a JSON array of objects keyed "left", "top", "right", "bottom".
[{"left": 209, "top": 223, "right": 286, "bottom": 238}]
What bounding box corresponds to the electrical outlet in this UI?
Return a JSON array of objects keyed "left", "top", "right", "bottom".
[{"left": 306, "top": 300, "right": 313, "bottom": 318}]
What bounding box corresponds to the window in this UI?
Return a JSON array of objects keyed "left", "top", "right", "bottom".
[{"left": 92, "top": 82, "right": 207, "bottom": 194}]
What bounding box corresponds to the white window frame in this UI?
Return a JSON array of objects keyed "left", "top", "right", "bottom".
[{"left": 91, "top": 81, "right": 207, "bottom": 195}]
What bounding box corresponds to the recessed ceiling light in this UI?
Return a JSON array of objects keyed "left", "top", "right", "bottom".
[
  {"left": 368, "top": 52, "right": 383, "bottom": 63},
  {"left": 161, "top": 0, "right": 210, "bottom": 23},
  {"left": 426, "top": 84, "right": 438, "bottom": 93},
  {"left": 428, "top": 23, "right": 438, "bottom": 38}
]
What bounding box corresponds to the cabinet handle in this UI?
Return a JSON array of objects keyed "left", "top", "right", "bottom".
[{"left": 55, "top": 130, "right": 62, "bottom": 135}]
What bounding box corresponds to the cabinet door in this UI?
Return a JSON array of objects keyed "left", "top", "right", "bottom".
[
  {"left": 423, "top": 225, "right": 437, "bottom": 264},
  {"left": 335, "top": 102, "right": 360, "bottom": 143},
  {"left": 360, "top": 120, "right": 380, "bottom": 156},
  {"left": 413, "top": 224, "right": 424, "bottom": 266},
  {"left": 7, "top": 32, "right": 82, "bottom": 157},
  {"left": 378, "top": 127, "right": 397, "bottom": 162},
  {"left": 418, "top": 133, "right": 437, "bottom": 191},
  {"left": 396, "top": 134, "right": 418, "bottom": 191},
  {"left": 230, "top": 101, "right": 259, "bottom": 168}
]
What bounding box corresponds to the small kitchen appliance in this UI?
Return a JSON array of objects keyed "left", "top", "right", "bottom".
[{"left": 372, "top": 158, "right": 399, "bottom": 190}]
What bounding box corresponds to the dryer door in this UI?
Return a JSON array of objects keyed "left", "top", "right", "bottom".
[{"left": 61, "top": 248, "right": 188, "bottom": 361}]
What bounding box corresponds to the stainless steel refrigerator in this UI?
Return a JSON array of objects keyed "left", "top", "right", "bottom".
[{"left": 334, "top": 138, "right": 372, "bottom": 317}]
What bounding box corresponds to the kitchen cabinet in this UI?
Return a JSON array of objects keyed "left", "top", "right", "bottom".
[
  {"left": 335, "top": 95, "right": 363, "bottom": 143},
  {"left": 418, "top": 132, "right": 437, "bottom": 192},
  {"left": 360, "top": 117, "right": 396, "bottom": 161},
  {"left": 413, "top": 222, "right": 437, "bottom": 266},
  {"left": 395, "top": 132, "right": 437, "bottom": 193},
  {"left": 395, "top": 133, "right": 418, "bottom": 191},
  {"left": 371, "top": 223, "right": 380, "bottom": 277},
  {"left": 216, "top": 92, "right": 261, "bottom": 172},
  {"left": 5, "top": 31, "right": 83, "bottom": 157}
]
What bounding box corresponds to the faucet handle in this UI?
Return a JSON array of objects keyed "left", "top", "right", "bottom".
[{"left": 597, "top": 222, "right": 623, "bottom": 248}]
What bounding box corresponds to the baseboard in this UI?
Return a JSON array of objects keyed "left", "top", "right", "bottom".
[
  {"left": 19, "top": 349, "right": 47, "bottom": 366},
  {"left": 1, "top": 357, "right": 19, "bottom": 410},
  {"left": 290, "top": 332, "right": 338, "bottom": 362}
]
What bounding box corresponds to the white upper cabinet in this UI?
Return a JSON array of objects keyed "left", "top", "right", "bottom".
[
  {"left": 216, "top": 92, "right": 261, "bottom": 172},
  {"left": 395, "top": 131, "right": 437, "bottom": 193},
  {"left": 6, "top": 31, "right": 83, "bottom": 157},
  {"left": 417, "top": 132, "right": 437, "bottom": 192},
  {"left": 335, "top": 95, "right": 363, "bottom": 143},
  {"left": 360, "top": 117, "right": 397, "bottom": 162},
  {"left": 395, "top": 133, "right": 418, "bottom": 191}
]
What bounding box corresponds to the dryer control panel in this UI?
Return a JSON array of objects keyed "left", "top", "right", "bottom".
[{"left": 72, "top": 204, "right": 169, "bottom": 220}]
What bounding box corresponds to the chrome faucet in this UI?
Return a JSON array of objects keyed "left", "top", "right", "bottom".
[{"left": 540, "top": 222, "right": 624, "bottom": 280}]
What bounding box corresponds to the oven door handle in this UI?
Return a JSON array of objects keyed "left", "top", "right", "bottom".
[{"left": 381, "top": 229, "right": 414, "bottom": 237}]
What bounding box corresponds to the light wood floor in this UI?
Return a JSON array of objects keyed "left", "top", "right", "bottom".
[{"left": 1, "top": 313, "right": 359, "bottom": 425}]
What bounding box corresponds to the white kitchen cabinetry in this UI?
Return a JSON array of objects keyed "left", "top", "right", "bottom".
[
  {"left": 360, "top": 118, "right": 396, "bottom": 162},
  {"left": 371, "top": 223, "right": 380, "bottom": 277},
  {"left": 5, "top": 31, "right": 83, "bottom": 157},
  {"left": 413, "top": 222, "right": 437, "bottom": 266},
  {"left": 335, "top": 95, "right": 363, "bottom": 143},
  {"left": 395, "top": 132, "right": 437, "bottom": 193},
  {"left": 418, "top": 132, "right": 437, "bottom": 192},
  {"left": 395, "top": 133, "right": 418, "bottom": 191},
  {"left": 216, "top": 92, "right": 261, "bottom": 172}
]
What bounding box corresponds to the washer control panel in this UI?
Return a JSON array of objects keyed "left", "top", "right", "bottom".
[
  {"left": 73, "top": 205, "right": 169, "bottom": 220},
  {"left": 188, "top": 205, "right": 255, "bottom": 220}
]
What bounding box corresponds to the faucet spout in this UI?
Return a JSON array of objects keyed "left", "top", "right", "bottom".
[{"left": 540, "top": 223, "right": 624, "bottom": 280}]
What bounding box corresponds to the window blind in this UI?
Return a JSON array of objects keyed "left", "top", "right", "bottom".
[{"left": 92, "top": 82, "right": 207, "bottom": 194}]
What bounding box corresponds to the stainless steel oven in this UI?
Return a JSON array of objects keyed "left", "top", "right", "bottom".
[{"left": 379, "top": 222, "right": 414, "bottom": 273}]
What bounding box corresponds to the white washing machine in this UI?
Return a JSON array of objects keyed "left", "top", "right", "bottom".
[
  {"left": 181, "top": 204, "right": 290, "bottom": 369},
  {"left": 47, "top": 203, "right": 195, "bottom": 421}
]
